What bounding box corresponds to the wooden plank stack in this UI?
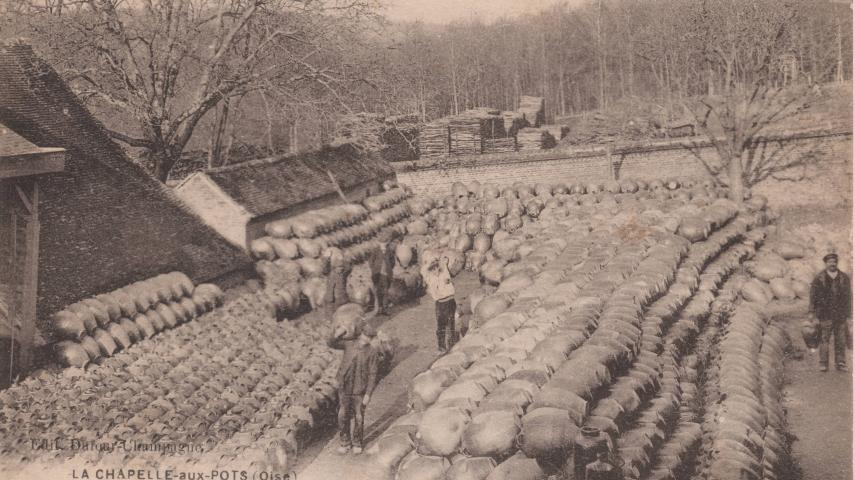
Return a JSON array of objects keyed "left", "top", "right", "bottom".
[
  {"left": 516, "top": 127, "right": 557, "bottom": 152},
  {"left": 381, "top": 123, "right": 420, "bottom": 162},
  {"left": 420, "top": 120, "right": 451, "bottom": 158},
  {"left": 449, "top": 119, "right": 483, "bottom": 155},
  {"left": 482, "top": 137, "right": 517, "bottom": 154},
  {"left": 502, "top": 111, "right": 526, "bottom": 137},
  {"left": 447, "top": 109, "right": 509, "bottom": 156},
  {"left": 518, "top": 96, "right": 546, "bottom": 128},
  {"left": 541, "top": 124, "right": 570, "bottom": 141},
  {"left": 333, "top": 112, "right": 386, "bottom": 152}
]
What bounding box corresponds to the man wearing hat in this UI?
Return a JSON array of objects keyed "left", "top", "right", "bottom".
[
  {"left": 324, "top": 247, "right": 349, "bottom": 318},
  {"left": 809, "top": 252, "right": 852, "bottom": 372},
  {"left": 369, "top": 230, "right": 399, "bottom": 316},
  {"left": 327, "top": 322, "right": 380, "bottom": 454}
]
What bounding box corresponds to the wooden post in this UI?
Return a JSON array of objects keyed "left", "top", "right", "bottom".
[
  {"left": 18, "top": 181, "right": 38, "bottom": 372},
  {"left": 606, "top": 146, "right": 615, "bottom": 180}
]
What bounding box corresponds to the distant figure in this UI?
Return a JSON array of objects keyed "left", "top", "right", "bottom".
[
  {"left": 809, "top": 253, "right": 852, "bottom": 372},
  {"left": 422, "top": 255, "right": 457, "bottom": 354},
  {"left": 369, "top": 231, "right": 399, "bottom": 316},
  {"left": 328, "top": 322, "right": 380, "bottom": 455},
  {"left": 324, "top": 249, "right": 349, "bottom": 319}
]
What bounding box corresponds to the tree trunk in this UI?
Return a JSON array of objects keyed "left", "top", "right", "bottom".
[
  {"left": 558, "top": 68, "right": 566, "bottom": 116},
  {"left": 727, "top": 152, "right": 745, "bottom": 204},
  {"left": 260, "top": 91, "right": 274, "bottom": 154},
  {"left": 837, "top": 18, "right": 844, "bottom": 83},
  {"left": 596, "top": 0, "right": 606, "bottom": 110},
  {"left": 290, "top": 117, "right": 299, "bottom": 154},
  {"left": 152, "top": 147, "right": 178, "bottom": 183},
  {"left": 450, "top": 41, "right": 459, "bottom": 115},
  {"left": 208, "top": 99, "right": 230, "bottom": 168}
]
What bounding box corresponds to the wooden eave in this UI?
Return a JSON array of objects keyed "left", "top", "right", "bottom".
[{"left": 0, "top": 148, "right": 66, "bottom": 179}]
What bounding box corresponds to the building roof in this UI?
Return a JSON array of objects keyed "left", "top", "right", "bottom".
[
  {"left": 0, "top": 121, "right": 44, "bottom": 156},
  {"left": 0, "top": 43, "right": 249, "bottom": 326},
  {"left": 201, "top": 143, "right": 394, "bottom": 218},
  {"left": 0, "top": 121, "right": 65, "bottom": 178}
]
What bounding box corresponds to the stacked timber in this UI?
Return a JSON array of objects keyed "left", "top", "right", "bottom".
[
  {"left": 449, "top": 117, "right": 483, "bottom": 156},
  {"left": 516, "top": 127, "right": 557, "bottom": 152},
  {"left": 502, "top": 111, "right": 526, "bottom": 137},
  {"left": 334, "top": 112, "right": 386, "bottom": 152},
  {"left": 382, "top": 115, "right": 420, "bottom": 162},
  {"left": 518, "top": 96, "right": 545, "bottom": 128},
  {"left": 542, "top": 124, "right": 570, "bottom": 141},
  {"left": 482, "top": 137, "right": 517, "bottom": 154},
  {"left": 448, "top": 109, "right": 507, "bottom": 156},
  {"left": 420, "top": 120, "right": 451, "bottom": 158}
]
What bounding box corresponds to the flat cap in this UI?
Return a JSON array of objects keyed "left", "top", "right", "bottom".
[
  {"left": 360, "top": 323, "right": 377, "bottom": 338},
  {"left": 823, "top": 253, "right": 839, "bottom": 263}
]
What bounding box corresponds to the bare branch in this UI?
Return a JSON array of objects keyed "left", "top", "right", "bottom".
[{"left": 104, "top": 128, "right": 154, "bottom": 148}]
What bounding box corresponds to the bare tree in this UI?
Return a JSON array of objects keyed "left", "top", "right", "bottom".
[
  {"left": 686, "top": 84, "right": 819, "bottom": 200},
  {"left": 682, "top": 0, "right": 829, "bottom": 203},
  {"left": 6, "top": 0, "right": 378, "bottom": 181}
]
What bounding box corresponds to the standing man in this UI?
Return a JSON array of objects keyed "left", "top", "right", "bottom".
[
  {"left": 324, "top": 248, "right": 349, "bottom": 319},
  {"left": 809, "top": 252, "right": 852, "bottom": 372},
  {"left": 369, "top": 231, "right": 398, "bottom": 316},
  {"left": 328, "top": 323, "right": 380, "bottom": 455},
  {"left": 422, "top": 254, "right": 457, "bottom": 354}
]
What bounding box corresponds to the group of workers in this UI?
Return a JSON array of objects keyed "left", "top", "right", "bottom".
[{"left": 324, "top": 229, "right": 461, "bottom": 454}]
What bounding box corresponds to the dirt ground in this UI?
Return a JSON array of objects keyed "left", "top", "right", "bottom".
[
  {"left": 294, "top": 271, "right": 482, "bottom": 480},
  {"left": 774, "top": 301, "right": 853, "bottom": 480},
  {"left": 774, "top": 205, "right": 853, "bottom": 480}
]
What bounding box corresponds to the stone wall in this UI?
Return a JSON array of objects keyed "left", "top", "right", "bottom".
[{"left": 395, "top": 130, "right": 852, "bottom": 209}]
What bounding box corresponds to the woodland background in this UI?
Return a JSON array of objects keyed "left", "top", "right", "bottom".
[{"left": 0, "top": 0, "right": 851, "bottom": 181}]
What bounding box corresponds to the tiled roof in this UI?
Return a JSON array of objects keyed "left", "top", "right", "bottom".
[
  {"left": 205, "top": 143, "right": 394, "bottom": 217},
  {"left": 0, "top": 121, "right": 47, "bottom": 157},
  {"left": 0, "top": 43, "right": 249, "bottom": 328}
]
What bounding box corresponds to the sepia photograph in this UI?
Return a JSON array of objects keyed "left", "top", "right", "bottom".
[{"left": 0, "top": 0, "right": 852, "bottom": 479}]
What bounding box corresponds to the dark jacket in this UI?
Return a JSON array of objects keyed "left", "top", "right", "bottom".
[
  {"left": 809, "top": 269, "right": 852, "bottom": 322},
  {"left": 325, "top": 267, "right": 349, "bottom": 309},
  {"left": 369, "top": 240, "right": 398, "bottom": 278},
  {"left": 327, "top": 335, "right": 380, "bottom": 396}
]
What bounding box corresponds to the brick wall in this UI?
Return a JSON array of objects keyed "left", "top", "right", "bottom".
[{"left": 395, "top": 131, "right": 852, "bottom": 209}]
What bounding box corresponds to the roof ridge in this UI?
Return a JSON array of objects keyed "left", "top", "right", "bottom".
[
  {"left": 206, "top": 152, "right": 297, "bottom": 173},
  {"left": 205, "top": 142, "right": 363, "bottom": 174}
]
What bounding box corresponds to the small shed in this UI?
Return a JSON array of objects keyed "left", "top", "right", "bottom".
[
  {"left": 176, "top": 143, "right": 396, "bottom": 249},
  {"left": 0, "top": 122, "right": 65, "bottom": 387}
]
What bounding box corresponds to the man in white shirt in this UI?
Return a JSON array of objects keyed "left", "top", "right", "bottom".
[{"left": 421, "top": 255, "right": 457, "bottom": 354}]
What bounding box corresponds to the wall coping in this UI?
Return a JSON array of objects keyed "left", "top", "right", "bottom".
[{"left": 394, "top": 128, "right": 852, "bottom": 173}]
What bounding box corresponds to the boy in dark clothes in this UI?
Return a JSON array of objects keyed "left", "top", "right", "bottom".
[
  {"left": 369, "top": 231, "right": 399, "bottom": 316},
  {"left": 327, "top": 322, "right": 380, "bottom": 454},
  {"left": 324, "top": 248, "right": 349, "bottom": 318}
]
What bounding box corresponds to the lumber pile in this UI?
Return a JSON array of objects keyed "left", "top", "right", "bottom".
[
  {"left": 382, "top": 115, "right": 420, "bottom": 162},
  {"left": 333, "top": 112, "right": 421, "bottom": 160},
  {"left": 447, "top": 109, "right": 508, "bottom": 156},
  {"left": 516, "top": 127, "right": 557, "bottom": 152},
  {"left": 502, "top": 111, "right": 526, "bottom": 137},
  {"left": 482, "top": 137, "right": 517, "bottom": 154},
  {"left": 420, "top": 120, "right": 451, "bottom": 158},
  {"left": 518, "top": 96, "right": 545, "bottom": 128},
  {"left": 449, "top": 114, "right": 484, "bottom": 156},
  {"left": 541, "top": 124, "right": 570, "bottom": 141},
  {"left": 334, "top": 112, "right": 386, "bottom": 152}
]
